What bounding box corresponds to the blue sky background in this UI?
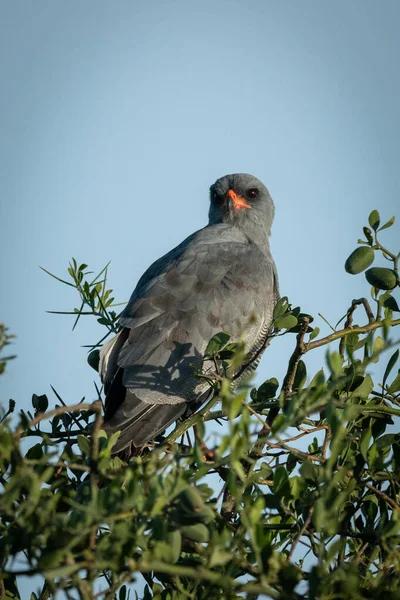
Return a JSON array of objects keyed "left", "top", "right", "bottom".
[{"left": 1, "top": 0, "right": 399, "bottom": 596}]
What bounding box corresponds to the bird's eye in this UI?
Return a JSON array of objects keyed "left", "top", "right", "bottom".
[
  {"left": 212, "top": 190, "right": 223, "bottom": 205},
  {"left": 246, "top": 187, "right": 259, "bottom": 199}
]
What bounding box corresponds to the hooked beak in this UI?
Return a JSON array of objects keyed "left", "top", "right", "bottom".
[{"left": 226, "top": 189, "right": 251, "bottom": 210}]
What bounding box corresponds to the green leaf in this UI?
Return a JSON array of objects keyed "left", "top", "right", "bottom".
[
  {"left": 345, "top": 332, "right": 359, "bottom": 357},
  {"left": 365, "top": 267, "right": 397, "bottom": 290},
  {"left": 26, "top": 443, "right": 44, "bottom": 460},
  {"left": 363, "top": 226, "right": 373, "bottom": 244},
  {"left": 327, "top": 351, "right": 342, "bottom": 377},
  {"left": 360, "top": 425, "right": 372, "bottom": 460},
  {"left": 309, "top": 326, "right": 320, "bottom": 341},
  {"left": 293, "top": 360, "right": 307, "bottom": 391},
  {"left": 271, "top": 413, "right": 286, "bottom": 433},
  {"left": 105, "top": 430, "right": 121, "bottom": 453},
  {"left": 39, "top": 265, "right": 75, "bottom": 287},
  {"left": 309, "top": 369, "right": 325, "bottom": 388},
  {"left": 383, "top": 349, "right": 399, "bottom": 388},
  {"left": 232, "top": 460, "right": 246, "bottom": 482},
  {"left": 119, "top": 585, "right": 127, "bottom": 600},
  {"left": 274, "top": 466, "right": 291, "bottom": 500},
  {"left": 368, "top": 209, "right": 380, "bottom": 231},
  {"left": 345, "top": 247, "right": 375, "bottom": 275},
  {"left": 299, "top": 460, "right": 318, "bottom": 482},
  {"left": 350, "top": 374, "right": 373, "bottom": 400},
  {"left": 379, "top": 215, "right": 395, "bottom": 231},
  {"left": 230, "top": 393, "right": 245, "bottom": 420},
  {"left": 388, "top": 369, "right": 400, "bottom": 393},
  {"left": 382, "top": 294, "right": 400, "bottom": 312},
  {"left": 77, "top": 434, "right": 91, "bottom": 456},
  {"left": 87, "top": 349, "right": 100, "bottom": 371},
  {"left": 205, "top": 331, "right": 230, "bottom": 355},
  {"left": 179, "top": 487, "right": 205, "bottom": 511},
  {"left": 209, "top": 548, "right": 232, "bottom": 568},
  {"left": 273, "top": 296, "right": 289, "bottom": 320},
  {"left": 32, "top": 393, "right": 49, "bottom": 413},
  {"left": 181, "top": 523, "right": 209, "bottom": 542},
  {"left": 166, "top": 529, "right": 182, "bottom": 563},
  {"left": 275, "top": 314, "right": 298, "bottom": 331},
  {"left": 257, "top": 377, "right": 279, "bottom": 400}
]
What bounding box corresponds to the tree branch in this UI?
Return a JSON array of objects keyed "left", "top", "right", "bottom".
[
  {"left": 339, "top": 298, "right": 375, "bottom": 358},
  {"left": 307, "top": 317, "right": 400, "bottom": 352}
]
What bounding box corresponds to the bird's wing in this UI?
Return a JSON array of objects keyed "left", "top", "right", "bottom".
[
  {"left": 105, "top": 225, "right": 276, "bottom": 408},
  {"left": 100, "top": 225, "right": 277, "bottom": 451}
]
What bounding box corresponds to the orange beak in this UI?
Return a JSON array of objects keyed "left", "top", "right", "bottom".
[{"left": 226, "top": 189, "right": 251, "bottom": 210}]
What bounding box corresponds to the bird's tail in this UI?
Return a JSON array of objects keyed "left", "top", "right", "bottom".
[{"left": 103, "top": 398, "right": 187, "bottom": 454}]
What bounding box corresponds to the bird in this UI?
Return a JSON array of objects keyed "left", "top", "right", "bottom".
[{"left": 100, "top": 173, "right": 279, "bottom": 454}]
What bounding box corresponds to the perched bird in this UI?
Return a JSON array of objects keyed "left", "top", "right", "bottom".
[{"left": 100, "top": 173, "right": 279, "bottom": 454}]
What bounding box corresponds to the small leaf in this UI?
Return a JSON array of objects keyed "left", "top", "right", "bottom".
[
  {"left": 363, "top": 226, "right": 373, "bottom": 244},
  {"left": 181, "top": 523, "right": 209, "bottom": 542},
  {"left": 327, "top": 351, "right": 342, "bottom": 377},
  {"left": 365, "top": 267, "right": 397, "bottom": 290},
  {"left": 257, "top": 378, "right": 279, "bottom": 400},
  {"left": 388, "top": 369, "right": 400, "bottom": 394},
  {"left": 232, "top": 460, "right": 246, "bottom": 482},
  {"left": 275, "top": 314, "right": 298, "bottom": 331},
  {"left": 368, "top": 209, "right": 380, "bottom": 231},
  {"left": 209, "top": 548, "right": 232, "bottom": 568},
  {"left": 345, "top": 247, "right": 375, "bottom": 275},
  {"left": 106, "top": 430, "right": 121, "bottom": 452},
  {"left": 77, "top": 435, "right": 91, "bottom": 456},
  {"left": 32, "top": 393, "right": 48, "bottom": 413},
  {"left": 309, "top": 326, "right": 320, "bottom": 341},
  {"left": 166, "top": 529, "right": 182, "bottom": 563},
  {"left": 87, "top": 349, "right": 100, "bottom": 372},
  {"left": 383, "top": 349, "right": 399, "bottom": 388},
  {"left": 350, "top": 374, "right": 373, "bottom": 400},
  {"left": 293, "top": 360, "right": 307, "bottom": 391},
  {"left": 382, "top": 294, "right": 400, "bottom": 312},
  {"left": 26, "top": 443, "right": 44, "bottom": 460},
  {"left": 179, "top": 487, "right": 205, "bottom": 511},
  {"left": 360, "top": 425, "right": 372, "bottom": 460},
  {"left": 273, "top": 296, "right": 289, "bottom": 320},
  {"left": 205, "top": 332, "right": 230, "bottom": 355},
  {"left": 274, "top": 465, "right": 291, "bottom": 500},
  {"left": 119, "top": 585, "right": 127, "bottom": 600},
  {"left": 372, "top": 336, "right": 384, "bottom": 362},
  {"left": 379, "top": 215, "right": 395, "bottom": 231},
  {"left": 299, "top": 460, "right": 318, "bottom": 482}
]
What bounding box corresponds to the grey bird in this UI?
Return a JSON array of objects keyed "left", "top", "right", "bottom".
[{"left": 100, "top": 173, "right": 279, "bottom": 454}]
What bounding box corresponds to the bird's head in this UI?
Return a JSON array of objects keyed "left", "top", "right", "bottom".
[{"left": 208, "top": 173, "right": 275, "bottom": 236}]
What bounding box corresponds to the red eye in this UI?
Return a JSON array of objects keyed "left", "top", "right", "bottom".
[{"left": 246, "top": 187, "right": 259, "bottom": 199}]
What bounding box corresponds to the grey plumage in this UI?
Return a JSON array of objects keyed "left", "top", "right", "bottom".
[{"left": 100, "top": 173, "right": 279, "bottom": 453}]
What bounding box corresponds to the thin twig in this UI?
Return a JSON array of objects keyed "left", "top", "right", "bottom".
[
  {"left": 267, "top": 317, "right": 310, "bottom": 427},
  {"left": 16, "top": 402, "right": 101, "bottom": 437},
  {"left": 279, "top": 425, "right": 329, "bottom": 445},
  {"left": 288, "top": 506, "right": 315, "bottom": 560},
  {"left": 339, "top": 298, "right": 375, "bottom": 358},
  {"left": 363, "top": 481, "right": 399, "bottom": 511},
  {"left": 306, "top": 317, "right": 400, "bottom": 352},
  {"left": 282, "top": 317, "right": 310, "bottom": 399},
  {"left": 50, "top": 385, "right": 88, "bottom": 432}
]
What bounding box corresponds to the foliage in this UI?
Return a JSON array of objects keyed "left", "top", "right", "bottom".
[
  {"left": 0, "top": 324, "right": 16, "bottom": 375},
  {"left": 1, "top": 211, "right": 400, "bottom": 600}
]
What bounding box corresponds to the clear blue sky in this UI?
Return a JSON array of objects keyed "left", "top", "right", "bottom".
[{"left": 1, "top": 0, "right": 399, "bottom": 594}]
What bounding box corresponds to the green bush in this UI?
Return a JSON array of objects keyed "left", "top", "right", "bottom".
[{"left": 1, "top": 210, "right": 399, "bottom": 599}]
